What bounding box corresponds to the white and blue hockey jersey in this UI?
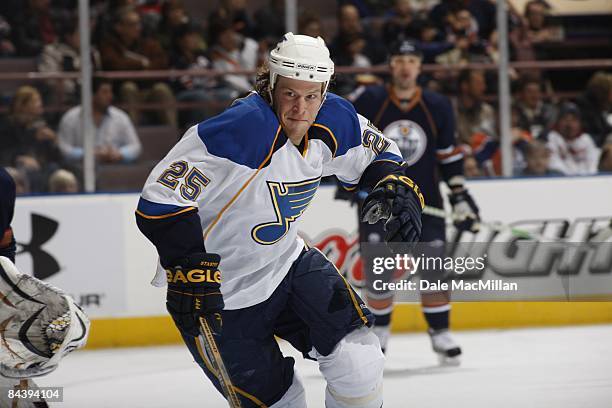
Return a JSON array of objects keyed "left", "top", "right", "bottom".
[{"left": 136, "top": 92, "right": 404, "bottom": 309}]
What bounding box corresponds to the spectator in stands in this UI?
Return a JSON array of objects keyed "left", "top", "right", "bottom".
[
  {"left": 170, "top": 23, "right": 233, "bottom": 129},
  {"left": 136, "top": 0, "right": 164, "bottom": 36},
  {"left": 329, "top": 4, "right": 386, "bottom": 65},
  {"left": 522, "top": 0, "right": 563, "bottom": 44},
  {"left": 509, "top": 0, "right": 563, "bottom": 64},
  {"left": 463, "top": 154, "right": 482, "bottom": 178},
  {"left": 0, "top": 14, "right": 16, "bottom": 57},
  {"left": 57, "top": 78, "right": 142, "bottom": 165},
  {"left": 0, "top": 86, "right": 62, "bottom": 192},
  {"left": 454, "top": 69, "right": 496, "bottom": 144},
  {"left": 513, "top": 75, "right": 556, "bottom": 139},
  {"left": 434, "top": 5, "right": 487, "bottom": 66},
  {"left": 99, "top": 6, "right": 176, "bottom": 126},
  {"left": 38, "top": 17, "right": 102, "bottom": 105},
  {"left": 298, "top": 11, "right": 324, "bottom": 40},
  {"left": 156, "top": 0, "right": 190, "bottom": 50},
  {"left": 484, "top": 30, "right": 518, "bottom": 81},
  {"left": 93, "top": 0, "right": 139, "bottom": 44},
  {"left": 331, "top": 32, "right": 380, "bottom": 96},
  {"left": 429, "top": 0, "right": 496, "bottom": 41},
  {"left": 253, "top": 0, "right": 286, "bottom": 42},
  {"left": 413, "top": 20, "right": 454, "bottom": 66},
  {"left": 547, "top": 102, "right": 600, "bottom": 176},
  {"left": 11, "top": 0, "right": 63, "bottom": 57},
  {"left": 3, "top": 167, "right": 29, "bottom": 195},
  {"left": 48, "top": 168, "right": 78, "bottom": 193},
  {"left": 466, "top": 115, "right": 532, "bottom": 177},
  {"left": 208, "top": 19, "right": 258, "bottom": 97},
  {"left": 382, "top": 0, "right": 423, "bottom": 45},
  {"left": 209, "top": 0, "right": 255, "bottom": 39},
  {"left": 519, "top": 140, "right": 561, "bottom": 177},
  {"left": 576, "top": 72, "right": 612, "bottom": 148}
]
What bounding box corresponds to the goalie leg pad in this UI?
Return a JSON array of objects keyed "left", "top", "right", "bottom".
[
  {"left": 311, "top": 327, "right": 384, "bottom": 408},
  {"left": 0, "top": 256, "right": 90, "bottom": 378}
]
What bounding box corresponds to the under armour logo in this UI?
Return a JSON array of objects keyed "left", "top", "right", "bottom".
[{"left": 16, "top": 214, "right": 60, "bottom": 280}]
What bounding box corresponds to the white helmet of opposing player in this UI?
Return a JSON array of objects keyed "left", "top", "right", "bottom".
[
  {"left": 0, "top": 256, "right": 90, "bottom": 379},
  {"left": 268, "top": 32, "right": 334, "bottom": 99}
]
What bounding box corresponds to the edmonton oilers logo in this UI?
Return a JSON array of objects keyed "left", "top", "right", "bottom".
[{"left": 383, "top": 120, "right": 427, "bottom": 166}]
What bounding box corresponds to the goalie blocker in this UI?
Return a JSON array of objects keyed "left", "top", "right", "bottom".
[{"left": 0, "top": 256, "right": 90, "bottom": 379}]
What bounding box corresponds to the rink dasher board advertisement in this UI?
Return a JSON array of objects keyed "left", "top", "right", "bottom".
[
  {"left": 11, "top": 194, "right": 150, "bottom": 319},
  {"left": 300, "top": 175, "right": 612, "bottom": 300},
  {"left": 10, "top": 175, "right": 612, "bottom": 345}
]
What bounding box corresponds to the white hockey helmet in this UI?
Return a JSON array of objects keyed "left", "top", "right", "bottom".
[{"left": 268, "top": 32, "right": 335, "bottom": 97}]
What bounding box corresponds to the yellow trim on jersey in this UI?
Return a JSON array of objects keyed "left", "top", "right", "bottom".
[
  {"left": 204, "top": 125, "right": 283, "bottom": 241},
  {"left": 341, "top": 185, "right": 357, "bottom": 191},
  {"left": 302, "top": 132, "right": 309, "bottom": 158},
  {"left": 311, "top": 123, "right": 338, "bottom": 157},
  {"left": 135, "top": 206, "right": 197, "bottom": 220}
]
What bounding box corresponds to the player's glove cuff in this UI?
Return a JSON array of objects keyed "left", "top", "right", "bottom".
[
  {"left": 449, "top": 189, "right": 480, "bottom": 233},
  {"left": 361, "top": 174, "right": 424, "bottom": 244},
  {"left": 165, "top": 252, "right": 224, "bottom": 337}
]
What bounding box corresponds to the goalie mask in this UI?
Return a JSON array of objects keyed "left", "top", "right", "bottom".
[
  {"left": 268, "top": 32, "right": 335, "bottom": 104},
  {"left": 0, "top": 256, "right": 90, "bottom": 378}
]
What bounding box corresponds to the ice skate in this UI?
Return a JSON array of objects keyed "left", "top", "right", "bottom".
[{"left": 429, "top": 329, "right": 461, "bottom": 365}]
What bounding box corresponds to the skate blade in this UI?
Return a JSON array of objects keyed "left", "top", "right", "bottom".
[{"left": 437, "top": 353, "right": 461, "bottom": 366}]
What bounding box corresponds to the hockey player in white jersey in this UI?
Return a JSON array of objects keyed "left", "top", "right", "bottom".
[{"left": 136, "top": 33, "right": 424, "bottom": 407}]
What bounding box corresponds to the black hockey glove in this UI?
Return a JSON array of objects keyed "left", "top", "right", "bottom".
[
  {"left": 166, "top": 252, "right": 224, "bottom": 337},
  {"left": 449, "top": 189, "right": 480, "bottom": 233},
  {"left": 361, "top": 174, "right": 424, "bottom": 243}
]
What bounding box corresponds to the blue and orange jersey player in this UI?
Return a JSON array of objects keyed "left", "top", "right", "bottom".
[{"left": 346, "top": 39, "right": 480, "bottom": 362}]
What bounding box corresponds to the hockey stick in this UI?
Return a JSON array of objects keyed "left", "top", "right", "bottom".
[
  {"left": 422, "top": 205, "right": 554, "bottom": 241},
  {"left": 198, "top": 316, "right": 242, "bottom": 408}
]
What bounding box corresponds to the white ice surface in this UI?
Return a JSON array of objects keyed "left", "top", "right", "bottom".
[{"left": 36, "top": 325, "right": 612, "bottom": 408}]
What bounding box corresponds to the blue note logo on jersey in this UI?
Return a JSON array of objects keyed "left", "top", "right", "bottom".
[{"left": 252, "top": 177, "right": 321, "bottom": 245}]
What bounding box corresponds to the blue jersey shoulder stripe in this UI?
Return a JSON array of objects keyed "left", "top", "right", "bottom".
[
  {"left": 315, "top": 93, "right": 362, "bottom": 158},
  {"left": 196, "top": 93, "right": 280, "bottom": 169},
  {"left": 136, "top": 198, "right": 196, "bottom": 219}
]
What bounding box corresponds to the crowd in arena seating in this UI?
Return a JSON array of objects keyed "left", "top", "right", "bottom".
[{"left": 0, "top": 0, "right": 610, "bottom": 194}]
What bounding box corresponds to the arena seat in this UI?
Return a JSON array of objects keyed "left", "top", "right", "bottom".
[
  {"left": 137, "top": 125, "right": 179, "bottom": 161},
  {"left": 96, "top": 162, "right": 156, "bottom": 192}
]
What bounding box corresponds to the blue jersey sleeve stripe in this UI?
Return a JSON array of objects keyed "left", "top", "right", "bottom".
[{"left": 136, "top": 198, "right": 196, "bottom": 219}]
